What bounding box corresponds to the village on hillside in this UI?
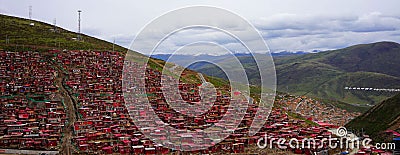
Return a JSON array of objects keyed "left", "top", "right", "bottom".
[{"left": 0, "top": 50, "right": 393, "bottom": 154}]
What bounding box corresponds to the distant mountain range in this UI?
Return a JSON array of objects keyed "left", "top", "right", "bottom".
[
  {"left": 151, "top": 50, "right": 311, "bottom": 61},
  {"left": 153, "top": 41, "right": 400, "bottom": 106}
]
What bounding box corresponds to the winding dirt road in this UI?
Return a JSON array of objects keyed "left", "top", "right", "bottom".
[{"left": 45, "top": 56, "right": 78, "bottom": 155}]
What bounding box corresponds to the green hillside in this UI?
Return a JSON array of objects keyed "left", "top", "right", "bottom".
[
  {"left": 312, "top": 72, "right": 400, "bottom": 104},
  {"left": 0, "top": 14, "right": 127, "bottom": 52},
  {"left": 276, "top": 42, "right": 400, "bottom": 105},
  {"left": 346, "top": 93, "right": 400, "bottom": 142},
  {"left": 320, "top": 42, "right": 400, "bottom": 77},
  {"left": 192, "top": 42, "right": 400, "bottom": 106}
]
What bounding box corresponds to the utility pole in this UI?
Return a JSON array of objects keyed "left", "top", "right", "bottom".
[
  {"left": 113, "top": 38, "right": 115, "bottom": 51},
  {"left": 29, "top": 6, "right": 32, "bottom": 20},
  {"left": 53, "top": 18, "right": 57, "bottom": 32},
  {"left": 77, "top": 10, "right": 82, "bottom": 41},
  {"left": 28, "top": 5, "right": 34, "bottom": 26}
]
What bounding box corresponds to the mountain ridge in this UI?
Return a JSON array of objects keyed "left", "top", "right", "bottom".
[
  {"left": 166, "top": 41, "right": 400, "bottom": 105},
  {"left": 151, "top": 50, "right": 311, "bottom": 61}
]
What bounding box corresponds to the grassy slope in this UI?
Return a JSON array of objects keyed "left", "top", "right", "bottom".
[
  {"left": 192, "top": 42, "right": 400, "bottom": 107},
  {"left": 0, "top": 14, "right": 127, "bottom": 52},
  {"left": 346, "top": 93, "right": 400, "bottom": 142},
  {"left": 312, "top": 72, "right": 400, "bottom": 104},
  {"left": 320, "top": 42, "right": 400, "bottom": 77},
  {"left": 275, "top": 42, "right": 400, "bottom": 105}
]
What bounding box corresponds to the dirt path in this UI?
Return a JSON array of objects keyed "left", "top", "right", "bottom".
[
  {"left": 57, "top": 75, "right": 77, "bottom": 155},
  {"left": 45, "top": 56, "right": 78, "bottom": 155},
  {"left": 198, "top": 73, "right": 206, "bottom": 84}
]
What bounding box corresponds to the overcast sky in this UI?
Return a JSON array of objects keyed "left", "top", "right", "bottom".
[{"left": 1, "top": 0, "right": 400, "bottom": 55}]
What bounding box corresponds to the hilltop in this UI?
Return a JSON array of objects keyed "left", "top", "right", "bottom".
[{"left": 0, "top": 14, "right": 126, "bottom": 52}]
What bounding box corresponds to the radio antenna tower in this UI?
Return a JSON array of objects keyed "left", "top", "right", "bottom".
[
  {"left": 29, "top": 6, "right": 32, "bottom": 20},
  {"left": 77, "top": 10, "right": 82, "bottom": 41},
  {"left": 113, "top": 38, "right": 115, "bottom": 51},
  {"left": 53, "top": 18, "right": 57, "bottom": 32},
  {"left": 28, "top": 6, "right": 34, "bottom": 26}
]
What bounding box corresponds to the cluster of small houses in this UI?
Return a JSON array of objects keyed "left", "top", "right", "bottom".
[
  {"left": 276, "top": 94, "right": 361, "bottom": 127},
  {"left": 0, "top": 50, "right": 394, "bottom": 154},
  {"left": 345, "top": 87, "right": 400, "bottom": 92},
  {"left": 0, "top": 51, "right": 66, "bottom": 150}
]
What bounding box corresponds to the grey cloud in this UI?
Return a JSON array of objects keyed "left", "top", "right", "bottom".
[
  {"left": 113, "top": 34, "right": 135, "bottom": 48},
  {"left": 127, "top": 12, "right": 400, "bottom": 54},
  {"left": 249, "top": 13, "right": 400, "bottom": 52},
  {"left": 256, "top": 13, "right": 400, "bottom": 36},
  {"left": 2, "top": 0, "right": 400, "bottom": 55},
  {"left": 265, "top": 30, "right": 400, "bottom": 52},
  {"left": 136, "top": 12, "right": 400, "bottom": 55},
  {"left": 83, "top": 27, "right": 102, "bottom": 37},
  {"left": 348, "top": 12, "right": 400, "bottom": 32}
]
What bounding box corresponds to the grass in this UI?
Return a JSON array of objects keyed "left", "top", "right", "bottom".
[
  {"left": 0, "top": 14, "right": 127, "bottom": 52},
  {"left": 309, "top": 71, "right": 400, "bottom": 105},
  {"left": 317, "top": 98, "right": 370, "bottom": 113},
  {"left": 190, "top": 42, "right": 400, "bottom": 108},
  {"left": 346, "top": 93, "right": 400, "bottom": 142},
  {"left": 287, "top": 111, "right": 319, "bottom": 126}
]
